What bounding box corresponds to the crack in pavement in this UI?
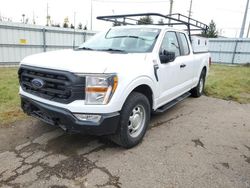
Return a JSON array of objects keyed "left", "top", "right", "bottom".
[
  {"left": 150, "top": 111, "right": 193, "bottom": 129},
  {"left": 0, "top": 111, "right": 194, "bottom": 187},
  {"left": 0, "top": 133, "right": 122, "bottom": 188},
  {"left": 192, "top": 139, "right": 205, "bottom": 149},
  {"left": 242, "top": 155, "right": 250, "bottom": 164},
  {"left": 220, "top": 162, "right": 230, "bottom": 169},
  {"left": 0, "top": 170, "right": 7, "bottom": 180},
  {"left": 95, "top": 166, "right": 121, "bottom": 188},
  {"left": 36, "top": 153, "right": 121, "bottom": 187},
  {"left": 1, "top": 97, "right": 249, "bottom": 188},
  {"left": 244, "top": 145, "right": 250, "bottom": 151}
]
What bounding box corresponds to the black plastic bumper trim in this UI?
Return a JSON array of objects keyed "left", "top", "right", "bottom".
[{"left": 21, "top": 95, "right": 120, "bottom": 135}]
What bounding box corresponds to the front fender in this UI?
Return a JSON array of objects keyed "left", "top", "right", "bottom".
[{"left": 112, "top": 76, "right": 156, "bottom": 111}]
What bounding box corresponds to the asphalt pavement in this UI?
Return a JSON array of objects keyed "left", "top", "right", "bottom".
[{"left": 0, "top": 96, "right": 249, "bottom": 188}]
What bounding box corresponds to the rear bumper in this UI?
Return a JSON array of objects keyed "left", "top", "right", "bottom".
[{"left": 21, "top": 96, "right": 120, "bottom": 135}]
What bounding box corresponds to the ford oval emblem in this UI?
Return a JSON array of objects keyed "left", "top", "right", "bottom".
[{"left": 31, "top": 78, "right": 45, "bottom": 89}]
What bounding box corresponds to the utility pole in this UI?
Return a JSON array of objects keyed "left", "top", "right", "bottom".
[
  {"left": 73, "top": 12, "right": 76, "bottom": 49},
  {"left": 239, "top": 0, "right": 249, "bottom": 38},
  {"left": 22, "top": 14, "right": 25, "bottom": 23},
  {"left": 33, "top": 11, "right": 36, "bottom": 24},
  {"left": 90, "top": 0, "right": 93, "bottom": 30},
  {"left": 188, "top": 0, "right": 193, "bottom": 18},
  {"left": 247, "top": 21, "right": 250, "bottom": 38},
  {"left": 168, "top": 0, "right": 173, "bottom": 24},
  {"left": 46, "top": 3, "right": 50, "bottom": 26}
]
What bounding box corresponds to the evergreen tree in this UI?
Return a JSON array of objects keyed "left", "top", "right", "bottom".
[
  {"left": 137, "top": 16, "right": 153, "bottom": 25},
  {"left": 63, "top": 17, "right": 69, "bottom": 28},
  {"left": 202, "top": 20, "right": 218, "bottom": 38},
  {"left": 51, "top": 23, "right": 60, "bottom": 27},
  {"left": 158, "top": 18, "right": 164, "bottom": 25},
  {"left": 78, "top": 23, "right": 83, "bottom": 29}
]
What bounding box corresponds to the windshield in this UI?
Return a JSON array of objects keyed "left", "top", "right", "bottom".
[{"left": 78, "top": 27, "right": 161, "bottom": 53}]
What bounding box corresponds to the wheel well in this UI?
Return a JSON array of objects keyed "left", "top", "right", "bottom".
[
  {"left": 202, "top": 66, "right": 207, "bottom": 76},
  {"left": 132, "top": 85, "right": 153, "bottom": 110}
]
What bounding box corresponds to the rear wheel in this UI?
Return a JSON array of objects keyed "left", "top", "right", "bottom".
[
  {"left": 191, "top": 69, "right": 206, "bottom": 97},
  {"left": 110, "top": 92, "right": 150, "bottom": 148}
]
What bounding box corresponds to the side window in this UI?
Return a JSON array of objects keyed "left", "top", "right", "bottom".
[
  {"left": 160, "top": 32, "right": 180, "bottom": 57},
  {"left": 179, "top": 33, "right": 190, "bottom": 55}
]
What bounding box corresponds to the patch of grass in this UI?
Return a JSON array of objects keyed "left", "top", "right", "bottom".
[
  {"left": 205, "top": 64, "right": 250, "bottom": 103},
  {"left": 0, "top": 64, "right": 249, "bottom": 125},
  {"left": 0, "top": 67, "right": 26, "bottom": 125}
]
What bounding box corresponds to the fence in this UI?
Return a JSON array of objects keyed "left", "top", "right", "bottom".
[
  {"left": 209, "top": 38, "right": 250, "bottom": 64},
  {"left": 1, "top": 22, "right": 250, "bottom": 65},
  {"left": 0, "top": 22, "right": 96, "bottom": 65}
]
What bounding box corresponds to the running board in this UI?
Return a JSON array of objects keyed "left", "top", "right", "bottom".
[{"left": 155, "top": 92, "right": 191, "bottom": 113}]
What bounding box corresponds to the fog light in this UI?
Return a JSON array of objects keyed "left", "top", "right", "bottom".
[{"left": 74, "top": 114, "right": 101, "bottom": 123}]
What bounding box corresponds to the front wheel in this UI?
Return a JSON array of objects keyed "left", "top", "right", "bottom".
[
  {"left": 190, "top": 70, "right": 206, "bottom": 98},
  {"left": 110, "top": 92, "right": 150, "bottom": 148}
]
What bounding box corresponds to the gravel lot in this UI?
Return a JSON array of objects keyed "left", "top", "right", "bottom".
[{"left": 0, "top": 96, "right": 249, "bottom": 188}]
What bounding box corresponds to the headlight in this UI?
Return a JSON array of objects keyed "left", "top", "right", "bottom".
[{"left": 76, "top": 74, "right": 118, "bottom": 105}]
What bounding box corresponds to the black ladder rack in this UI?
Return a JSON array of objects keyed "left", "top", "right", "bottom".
[{"left": 97, "top": 12, "right": 209, "bottom": 40}]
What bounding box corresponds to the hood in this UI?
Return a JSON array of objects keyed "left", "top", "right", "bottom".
[{"left": 21, "top": 49, "right": 148, "bottom": 74}]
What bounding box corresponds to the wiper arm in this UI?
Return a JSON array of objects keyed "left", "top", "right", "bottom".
[
  {"left": 127, "top": 36, "right": 145, "bottom": 40},
  {"left": 98, "top": 48, "right": 127, "bottom": 53},
  {"left": 76, "top": 47, "right": 94, "bottom": 51}
]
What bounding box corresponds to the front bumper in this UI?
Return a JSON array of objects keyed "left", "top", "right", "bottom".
[{"left": 21, "top": 96, "right": 120, "bottom": 135}]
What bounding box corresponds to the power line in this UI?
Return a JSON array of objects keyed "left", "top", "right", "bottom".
[
  {"left": 216, "top": 8, "right": 243, "bottom": 14},
  {"left": 91, "top": 0, "right": 170, "bottom": 30},
  {"left": 92, "top": 0, "right": 169, "bottom": 3}
]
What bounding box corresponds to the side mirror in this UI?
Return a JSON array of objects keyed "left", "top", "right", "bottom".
[{"left": 159, "top": 50, "right": 176, "bottom": 64}]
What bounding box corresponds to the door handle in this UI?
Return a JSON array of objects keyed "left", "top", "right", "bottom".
[{"left": 180, "top": 64, "right": 186, "bottom": 68}]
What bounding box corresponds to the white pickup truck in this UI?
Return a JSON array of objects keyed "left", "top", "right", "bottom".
[{"left": 19, "top": 13, "right": 210, "bottom": 148}]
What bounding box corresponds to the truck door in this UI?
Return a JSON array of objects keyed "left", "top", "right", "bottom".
[{"left": 156, "top": 31, "right": 184, "bottom": 105}]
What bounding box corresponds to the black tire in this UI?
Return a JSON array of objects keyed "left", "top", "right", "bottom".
[
  {"left": 190, "top": 69, "right": 206, "bottom": 98},
  {"left": 110, "top": 92, "right": 150, "bottom": 148}
]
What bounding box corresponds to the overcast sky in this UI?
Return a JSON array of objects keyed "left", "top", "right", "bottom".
[{"left": 0, "top": 0, "right": 249, "bottom": 37}]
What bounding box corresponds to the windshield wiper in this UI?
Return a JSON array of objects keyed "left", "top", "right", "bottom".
[
  {"left": 127, "top": 36, "right": 148, "bottom": 41},
  {"left": 107, "top": 35, "right": 149, "bottom": 41},
  {"left": 77, "top": 47, "right": 94, "bottom": 51},
  {"left": 98, "top": 48, "right": 127, "bottom": 53}
]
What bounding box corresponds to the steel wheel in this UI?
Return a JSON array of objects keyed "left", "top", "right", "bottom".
[
  {"left": 190, "top": 69, "right": 206, "bottom": 98},
  {"left": 128, "top": 105, "right": 146, "bottom": 138},
  {"left": 199, "top": 77, "right": 204, "bottom": 94},
  {"left": 109, "top": 92, "right": 150, "bottom": 148}
]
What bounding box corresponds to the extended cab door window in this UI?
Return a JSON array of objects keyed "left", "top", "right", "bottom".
[{"left": 159, "top": 31, "right": 180, "bottom": 63}]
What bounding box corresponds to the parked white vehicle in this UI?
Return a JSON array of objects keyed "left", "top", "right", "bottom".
[{"left": 19, "top": 13, "right": 210, "bottom": 148}]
